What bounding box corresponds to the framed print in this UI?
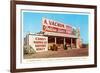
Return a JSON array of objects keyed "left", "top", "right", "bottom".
[{"left": 10, "top": 0, "right": 97, "bottom": 72}]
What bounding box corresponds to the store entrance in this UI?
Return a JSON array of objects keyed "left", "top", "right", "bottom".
[
  {"left": 66, "top": 38, "right": 71, "bottom": 47},
  {"left": 66, "top": 38, "right": 76, "bottom": 48},
  {"left": 72, "top": 38, "right": 76, "bottom": 48},
  {"left": 48, "top": 36, "right": 77, "bottom": 50},
  {"left": 56, "top": 37, "right": 64, "bottom": 44},
  {"left": 56, "top": 37, "right": 64, "bottom": 49}
]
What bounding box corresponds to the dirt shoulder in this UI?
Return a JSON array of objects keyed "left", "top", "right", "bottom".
[{"left": 24, "top": 48, "right": 88, "bottom": 59}]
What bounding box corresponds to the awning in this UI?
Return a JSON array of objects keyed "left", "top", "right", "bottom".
[{"left": 43, "top": 32, "right": 78, "bottom": 38}]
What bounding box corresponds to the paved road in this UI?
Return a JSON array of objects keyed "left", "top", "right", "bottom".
[{"left": 24, "top": 48, "right": 88, "bottom": 59}]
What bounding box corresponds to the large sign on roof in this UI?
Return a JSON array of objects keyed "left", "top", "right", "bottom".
[{"left": 42, "top": 18, "right": 73, "bottom": 35}]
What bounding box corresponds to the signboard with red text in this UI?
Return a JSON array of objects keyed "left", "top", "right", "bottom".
[
  {"left": 29, "top": 35, "right": 48, "bottom": 52},
  {"left": 42, "top": 18, "right": 73, "bottom": 35}
]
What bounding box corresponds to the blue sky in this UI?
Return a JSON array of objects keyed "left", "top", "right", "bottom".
[{"left": 22, "top": 11, "right": 89, "bottom": 44}]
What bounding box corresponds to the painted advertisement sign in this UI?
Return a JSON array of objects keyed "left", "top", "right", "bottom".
[
  {"left": 42, "top": 18, "right": 73, "bottom": 35},
  {"left": 29, "top": 35, "right": 48, "bottom": 52}
]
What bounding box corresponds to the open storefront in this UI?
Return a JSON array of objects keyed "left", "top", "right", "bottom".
[{"left": 24, "top": 18, "right": 82, "bottom": 52}]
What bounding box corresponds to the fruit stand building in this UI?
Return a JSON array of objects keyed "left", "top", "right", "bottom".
[{"left": 24, "top": 18, "right": 82, "bottom": 52}]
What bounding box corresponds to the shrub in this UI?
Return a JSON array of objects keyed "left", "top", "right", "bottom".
[{"left": 24, "top": 45, "right": 36, "bottom": 54}]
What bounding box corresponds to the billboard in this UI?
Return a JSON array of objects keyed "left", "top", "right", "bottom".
[
  {"left": 29, "top": 35, "right": 48, "bottom": 52},
  {"left": 42, "top": 18, "right": 73, "bottom": 35}
]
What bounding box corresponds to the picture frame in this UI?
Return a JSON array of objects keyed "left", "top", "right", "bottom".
[{"left": 10, "top": 0, "right": 97, "bottom": 72}]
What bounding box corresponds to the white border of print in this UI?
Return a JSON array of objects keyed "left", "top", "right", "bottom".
[{"left": 16, "top": 4, "right": 94, "bottom": 69}]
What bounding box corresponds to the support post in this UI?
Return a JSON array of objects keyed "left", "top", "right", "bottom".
[
  {"left": 71, "top": 38, "right": 72, "bottom": 48},
  {"left": 55, "top": 37, "right": 56, "bottom": 44},
  {"left": 64, "top": 38, "right": 66, "bottom": 45}
]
